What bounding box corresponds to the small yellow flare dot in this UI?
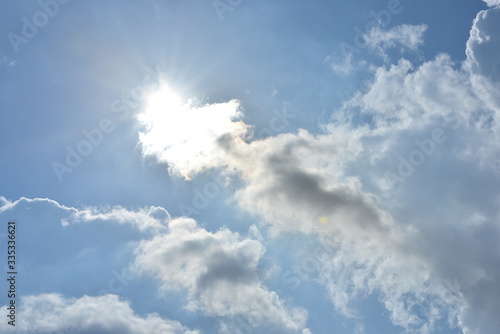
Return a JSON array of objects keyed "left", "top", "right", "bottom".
[{"left": 319, "top": 216, "right": 329, "bottom": 225}]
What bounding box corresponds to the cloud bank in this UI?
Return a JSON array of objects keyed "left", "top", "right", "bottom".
[
  {"left": 137, "top": 6, "right": 500, "bottom": 333},
  {"left": 0, "top": 294, "right": 198, "bottom": 334}
]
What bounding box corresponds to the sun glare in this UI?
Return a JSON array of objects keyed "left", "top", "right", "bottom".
[
  {"left": 139, "top": 82, "right": 184, "bottom": 130},
  {"left": 137, "top": 81, "right": 248, "bottom": 179}
]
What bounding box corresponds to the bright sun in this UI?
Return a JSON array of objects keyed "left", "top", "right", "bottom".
[
  {"left": 139, "top": 82, "right": 184, "bottom": 131},
  {"left": 137, "top": 82, "right": 248, "bottom": 179}
]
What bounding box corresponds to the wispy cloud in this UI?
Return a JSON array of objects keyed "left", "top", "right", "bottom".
[
  {"left": 326, "top": 23, "right": 427, "bottom": 75},
  {"left": 325, "top": 52, "right": 360, "bottom": 76},
  {"left": 0, "top": 196, "right": 169, "bottom": 232},
  {"left": 364, "top": 24, "right": 427, "bottom": 57}
]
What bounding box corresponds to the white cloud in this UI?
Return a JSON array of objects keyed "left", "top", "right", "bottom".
[
  {"left": 0, "top": 293, "right": 198, "bottom": 334},
  {"left": 133, "top": 217, "right": 310, "bottom": 333},
  {"left": 466, "top": 7, "right": 500, "bottom": 123},
  {"left": 135, "top": 6, "right": 500, "bottom": 333},
  {"left": 0, "top": 196, "right": 76, "bottom": 214},
  {"left": 343, "top": 55, "right": 480, "bottom": 130},
  {"left": 62, "top": 205, "right": 170, "bottom": 231},
  {"left": 466, "top": 8, "right": 500, "bottom": 81},
  {"left": 0, "top": 196, "right": 169, "bottom": 232},
  {"left": 364, "top": 24, "right": 428, "bottom": 57},
  {"left": 482, "top": 0, "right": 500, "bottom": 7},
  {"left": 325, "top": 24, "right": 426, "bottom": 75}
]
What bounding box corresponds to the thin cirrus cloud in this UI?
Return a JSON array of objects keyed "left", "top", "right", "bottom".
[{"left": 136, "top": 5, "right": 500, "bottom": 334}]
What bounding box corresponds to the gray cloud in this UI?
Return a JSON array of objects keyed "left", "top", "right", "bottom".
[{"left": 133, "top": 217, "right": 310, "bottom": 334}]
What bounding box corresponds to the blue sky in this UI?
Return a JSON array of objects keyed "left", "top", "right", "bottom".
[{"left": 1, "top": 0, "right": 500, "bottom": 333}]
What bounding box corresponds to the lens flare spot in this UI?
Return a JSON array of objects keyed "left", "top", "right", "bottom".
[{"left": 319, "top": 216, "right": 329, "bottom": 225}]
